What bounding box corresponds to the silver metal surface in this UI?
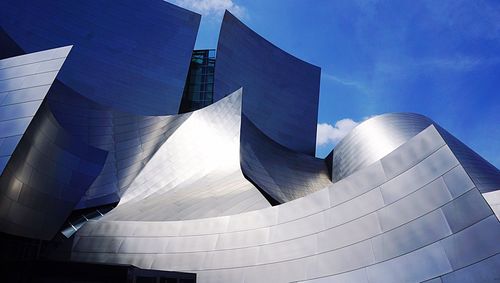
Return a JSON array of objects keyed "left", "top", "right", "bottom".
[
  {"left": 101, "top": 89, "right": 270, "bottom": 221},
  {"left": 71, "top": 120, "right": 500, "bottom": 283}
]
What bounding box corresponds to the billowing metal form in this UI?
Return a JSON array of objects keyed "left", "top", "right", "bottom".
[
  {"left": 214, "top": 11, "right": 321, "bottom": 155},
  {"left": 47, "top": 85, "right": 192, "bottom": 208},
  {"left": 72, "top": 114, "right": 500, "bottom": 283},
  {"left": 0, "top": 0, "right": 202, "bottom": 208},
  {"left": 330, "top": 113, "right": 433, "bottom": 182},
  {"left": 0, "top": 46, "right": 108, "bottom": 239},
  {"left": 0, "top": 46, "right": 70, "bottom": 174},
  {"left": 240, "top": 115, "right": 331, "bottom": 203},
  {"left": 0, "top": 0, "right": 200, "bottom": 115},
  {"left": 101, "top": 89, "right": 270, "bottom": 221}
]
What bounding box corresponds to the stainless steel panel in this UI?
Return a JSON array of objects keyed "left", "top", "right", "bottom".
[
  {"left": 441, "top": 188, "right": 492, "bottom": 233},
  {"left": 440, "top": 215, "right": 500, "bottom": 270},
  {"left": 442, "top": 165, "right": 476, "bottom": 197},
  {"left": 381, "top": 125, "right": 445, "bottom": 179},
  {"left": 378, "top": 177, "right": 452, "bottom": 231},
  {"left": 329, "top": 161, "right": 386, "bottom": 206},
  {"left": 371, "top": 208, "right": 452, "bottom": 262},
  {"left": 317, "top": 212, "right": 381, "bottom": 253},
  {"left": 366, "top": 242, "right": 452, "bottom": 283},
  {"left": 380, "top": 146, "right": 458, "bottom": 205},
  {"left": 324, "top": 187, "right": 384, "bottom": 228},
  {"left": 440, "top": 253, "right": 500, "bottom": 283}
]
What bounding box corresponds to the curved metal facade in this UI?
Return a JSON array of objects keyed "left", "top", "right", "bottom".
[
  {"left": 71, "top": 122, "right": 500, "bottom": 282},
  {"left": 0, "top": 47, "right": 108, "bottom": 239},
  {"left": 330, "top": 113, "right": 434, "bottom": 182},
  {"left": 0, "top": 1, "right": 499, "bottom": 281},
  {"left": 240, "top": 115, "right": 331, "bottom": 203},
  {"left": 0, "top": 0, "right": 200, "bottom": 115},
  {"left": 102, "top": 89, "right": 270, "bottom": 221},
  {"left": 214, "top": 11, "right": 321, "bottom": 155},
  {"left": 0, "top": 0, "right": 202, "bottom": 208}
]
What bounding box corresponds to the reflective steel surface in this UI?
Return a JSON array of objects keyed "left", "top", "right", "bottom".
[
  {"left": 0, "top": 47, "right": 109, "bottom": 239},
  {"left": 240, "top": 115, "right": 331, "bottom": 203},
  {"left": 102, "top": 89, "right": 270, "bottom": 221},
  {"left": 0, "top": 0, "right": 200, "bottom": 115},
  {"left": 330, "top": 113, "right": 434, "bottom": 182},
  {"left": 71, "top": 116, "right": 500, "bottom": 283},
  {"left": 214, "top": 11, "right": 321, "bottom": 155}
]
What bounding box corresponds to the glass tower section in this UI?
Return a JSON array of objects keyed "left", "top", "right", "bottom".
[{"left": 179, "top": 49, "right": 216, "bottom": 113}]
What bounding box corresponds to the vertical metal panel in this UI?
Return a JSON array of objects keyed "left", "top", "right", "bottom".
[{"left": 214, "top": 11, "right": 320, "bottom": 155}]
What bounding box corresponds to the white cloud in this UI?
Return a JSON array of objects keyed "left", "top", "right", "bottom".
[
  {"left": 316, "top": 118, "right": 359, "bottom": 147},
  {"left": 171, "top": 0, "right": 246, "bottom": 18}
]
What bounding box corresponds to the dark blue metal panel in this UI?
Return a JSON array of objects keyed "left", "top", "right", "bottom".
[
  {"left": 214, "top": 11, "right": 320, "bottom": 155},
  {"left": 0, "top": 0, "right": 200, "bottom": 115}
]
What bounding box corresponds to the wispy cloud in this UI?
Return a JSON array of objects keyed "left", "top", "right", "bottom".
[
  {"left": 316, "top": 118, "right": 359, "bottom": 147},
  {"left": 171, "top": 0, "right": 246, "bottom": 18},
  {"left": 376, "top": 56, "right": 500, "bottom": 76},
  {"left": 322, "top": 73, "right": 369, "bottom": 94}
]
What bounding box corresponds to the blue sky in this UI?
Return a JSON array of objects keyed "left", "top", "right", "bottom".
[{"left": 170, "top": 0, "right": 500, "bottom": 167}]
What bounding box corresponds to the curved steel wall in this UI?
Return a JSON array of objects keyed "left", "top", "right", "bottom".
[
  {"left": 100, "top": 89, "right": 270, "bottom": 221},
  {"left": 0, "top": 0, "right": 200, "bottom": 115},
  {"left": 330, "top": 113, "right": 434, "bottom": 182},
  {"left": 71, "top": 123, "right": 500, "bottom": 282},
  {"left": 47, "top": 85, "right": 192, "bottom": 208},
  {"left": 0, "top": 0, "right": 202, "bottom": 208},
  {"left": 240, "top": 115, "right": 331, "bottom": 203},
  {"left": 214, "top": 11, "right": 321, "bottom": 155}
]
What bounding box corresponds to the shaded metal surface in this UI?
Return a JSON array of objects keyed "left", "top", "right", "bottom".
[
  {"left": 240, "top": 115, "right": 331, "bottom": 203},
  {"left": 214, "top": 11, "right": 320, "bottom": 155},
  {"left": 0, "top": 0, "right": 200, "bottom": 115},
  {"left": 72, "top": 120, "right": 500, "bottom": 282},
  {"left": 101, "top": 89, "right": 270, "bottom": 221}
]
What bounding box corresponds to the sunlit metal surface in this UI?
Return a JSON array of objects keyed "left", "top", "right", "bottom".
[
  {"left": 101, "top": 89, "right": 270, "bottom": 221},
  {"left": 214, "top": 11, "right": 320, "bottom": 155},
  {"left": 330, "top": 113, "right": 434, "bottom": 182},
  {"left": 72, "top": 117, "right": 500, "bottom": 283}
]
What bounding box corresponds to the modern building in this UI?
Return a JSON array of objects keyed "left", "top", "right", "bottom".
[{"left": 0, "top": 0, "right": 499, "bottom": 282}]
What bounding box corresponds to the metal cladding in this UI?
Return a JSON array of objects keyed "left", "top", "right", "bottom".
[
  {"left": 0, "top": 47, "right": 108, "bottom": 239},
  {"left": 214, "top": 11, "right": 321, "bottom": 156},
  {"left": 101, "top": 89, "right": 270, "bottom": 221},
  {"left": 240, "top": 115, "right": 331, "bottom": 203},
  {"left": 0, "top": 46, "right": 70, "bottom": 174},
  {"left": 47, "top": 85, "right": 192, "bottom": 208},
  {"left": 71, "top": 121, "right": 500, "bottom": 282},
  {"left": 1, "top": 1, "right": 499, "bottom": 281},
  {"left": 330, "top": 113, "right": 434, "bottom": 182},
  {"left": 0, "top": 0, "right": 200, "bottom": 115},
  {"left": 0, "top": 0, "right": 202, "bottom": 208}
]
